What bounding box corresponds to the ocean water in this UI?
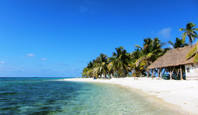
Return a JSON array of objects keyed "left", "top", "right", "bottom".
[{"left": 0, "top": 77, "right": 182, "bottom": 115}]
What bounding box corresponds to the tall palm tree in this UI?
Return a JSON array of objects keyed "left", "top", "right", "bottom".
[
  {"left": 168, "top": 37, "right": 188, "bottom": 48},
  {"left": 82, "top": 54, "right": 109, "bottom": 78},
  {"left": 108, "top": 46, "right": 130, "bottom": 77},
  {"left": 183, "top": 23, "right": 198, "bottom": 63},
  {"left": 93, "top": 53, "right": 109, "bottom": 78},
  {"left": 180, "top": 22, "right": 198, "bottom": 45}
]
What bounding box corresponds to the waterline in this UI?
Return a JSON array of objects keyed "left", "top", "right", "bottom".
[{"left": 0, "top": 77, "right": 186, "bottom": 115}]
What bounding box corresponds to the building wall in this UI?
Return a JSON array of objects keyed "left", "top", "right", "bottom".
[{"left": 185, "top": 64, "right": 198, "bottom": 80}]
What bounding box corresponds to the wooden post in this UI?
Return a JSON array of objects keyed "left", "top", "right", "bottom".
[
  {"left": 160, "top": 68, "right": 163, "bottom": 78},
  {"left": 151, "top": 69, "right": 154, "bottom": 79},
  {"left": 158, "top": 68, "right": 161, "bottom": 78},
  {"left": 162, "top": 68, "right": 166, "bottom": 78},
  {"left": 147, "top": 70, "right": 149, "bottom": 78},
  {"left": 170, "top": 70, "right": 173, "bottom": 80},
  {"left": 180, "top": 66, "right": 183, "bottom": 80},
  {"left": 176, "top": 68, "right": 179, "bottom": 79},
  {"left": 170, "top": 67, "right": 173, "bottom": 80}
]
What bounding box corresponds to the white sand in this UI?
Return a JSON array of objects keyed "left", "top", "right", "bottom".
[{"left": 62, "top": 77, "right": 198, "bottom": 114}]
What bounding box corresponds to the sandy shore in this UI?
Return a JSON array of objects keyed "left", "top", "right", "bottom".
[{"left": 62, "top": 77, "right": 198, "bottom": 114}]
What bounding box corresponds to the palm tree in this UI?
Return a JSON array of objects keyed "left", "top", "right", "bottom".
[
  {"left": 129, "top": 47, "right": 144, "bottom": 77},
  {"left": 108, "top": 46, "right": 130, "bottom": 77},
  {"left": 82, "top": 54, "right": 109, "bottom": 78},
  {"left": 93, "top": 53, "right": 109, "bottom": 78},
  {"left": 82, "top": 61, "right": 95, "bottom": 78},
  {"left": 131, "top": 38, "right": 165, "bottom": 77},
  {"left": 180, "top": 22, "right": 198, "bottom": 45},
  {"left": 186, "top": 42, "right": 198, "bottom": 63},
  {"left": 183, "top": 23, "right": 198, "bottom": 63},
  {"left": 168, "top": 37, "right": 188, "bottom": 48}
]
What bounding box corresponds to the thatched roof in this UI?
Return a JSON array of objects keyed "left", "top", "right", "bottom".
[{"left": 148, "top": 45, "right": 195, "bottom": 69}]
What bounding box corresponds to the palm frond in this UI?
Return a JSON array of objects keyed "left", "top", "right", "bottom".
[
  {"left": 193, "top": 54, "right": 198, "bottom": 63},
  {"left": 179, "top": 28, "right": 185, "bottom": 31},
  {"left": 135, "top": 45, "right": 142, "bottom": 49},
  {"left": 182, "top": 32, "right": 187, "bottom": 42},
  {"left": 168, "top": 41, "right": 174, "bottom": 47},
  {"left": 186, "top": 46, "right": 197, "bottom": 59},
  {"left": 193, "top": 31, "right": 198, "bottom": 38}
]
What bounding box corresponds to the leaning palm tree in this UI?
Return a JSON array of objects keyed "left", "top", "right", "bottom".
[
  {"left": 82, "top": 61, "right": 95, "bottom": 78},
  {"left": 180, "top": 22, "right": 198, "bottom": 45},
  {"left": 131, "top": 38, "right": 165, "bottom": 77},
  {"left": 168, "top": 37, "right": 188, "bottom": 48},
  {"left": 186, "top": 42, "right": 198, "bottom": 63},
  {"left": 129, "top": 47, "right": 144, "bottom": 77}
]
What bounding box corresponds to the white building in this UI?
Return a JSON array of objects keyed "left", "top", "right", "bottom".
[{"left": 185, "top": 64, "right": 198, "bottom": 80}]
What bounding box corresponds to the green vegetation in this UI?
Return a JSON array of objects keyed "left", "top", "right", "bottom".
[
  {"left": 180, "top": 23, "right": 198, "bottom": 63},
  {"left": 180, "top": 22, "right": 198, "bottom": 45},
  {"left": 130, "top": 38, "right": 166, "bottom": 77},
  {"left": 82, "top": 22, "right": 198, "bottom": 78},
  {"left": 168, "top": 37, "right": 188, "bottom": 48}
]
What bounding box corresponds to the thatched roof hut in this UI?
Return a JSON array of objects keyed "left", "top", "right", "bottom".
[{"left": 148, "top": 45, "right": 195, "bottom": 69}]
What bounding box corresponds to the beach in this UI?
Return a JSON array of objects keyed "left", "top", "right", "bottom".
[{"left": 63, "top": 77, "right": 198, "bottom": 115}]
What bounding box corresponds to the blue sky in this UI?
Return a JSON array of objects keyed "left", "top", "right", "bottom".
[{"left": 0, "top": 0, "right": 197, "bottom": 77}]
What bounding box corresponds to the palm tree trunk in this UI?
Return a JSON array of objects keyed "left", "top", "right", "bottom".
[
  {"left": 151, "top": 69, "right": 154, "bottom": 79},
  {"left": 147, "top": 70, "right": 149, "bottom": 77},
  {"left": 188, "top": 35, "right": 193, "bottom": 45},
  {"left": 158, "top": 68, "right": 161, "bottom": 78},
  {"left": 180, "top": 66, "right": 183, "bottom": 80},
  {"left": 160, "top": 69, "right": 163, "bottom": 79},
  {"left": 196, "top": 42, "right": 198, "bottom": 56},
  {"left": 170, "top": 69, "right": 173, "bottom": 80},
  {"left": 110, "top": 74, "right": 112, "bottom": 79},
  {"left": 170, "top": 71, "right": 173, "bottom": 80},
  {"left": 176, "top": 68, "right": 179, "bottom": 79}
]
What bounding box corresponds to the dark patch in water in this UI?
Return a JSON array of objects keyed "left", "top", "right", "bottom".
[
  {"left": 29, "top": 110, "right": 52, "bottom": 115},
  {"left": 0, "top": 98, "right": 9, "bottom": 101},
  {"left": 0, "top": 106, "right": 19, "bottom": 111},
  {"left": 29, "top": 108, "right": 63, "bottom": 115},
  {"left": 0, "top": 92, "right": 17, "bottom": 95},
  {"left": 46, "top": 99, "right": 56, "bottom": 104},
  {"left": 39, "top": 106, "right": 53, "bottom": 110},
  {"left": 0, "top": 78, "right": 85, "bottom": 115}
]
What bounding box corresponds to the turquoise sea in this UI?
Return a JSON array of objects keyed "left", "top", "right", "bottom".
[{"left": 0, "top": 77, "right": 182, "bottom": 115}]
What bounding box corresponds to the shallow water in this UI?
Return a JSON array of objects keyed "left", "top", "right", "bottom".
[{"left": 0, "top": 77, "right": 183, "bottom": 115}]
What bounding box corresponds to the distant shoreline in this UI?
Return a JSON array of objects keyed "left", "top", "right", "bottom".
[{"left": 62, "top": 77, "right": 198, "bottom": 115}]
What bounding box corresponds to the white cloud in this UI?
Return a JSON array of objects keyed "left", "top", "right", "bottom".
[
  {"left": 27, "top": 53, "right": 35, "bottom": 57},
  {"left": 158, "top": 27, "right": 171, "bottom": 39},
  {"left": 41, "top": 58, "right": 47, "bottom": 61},
  {"left": 0, "top": 61, "right": 5, "bottom": 64}
]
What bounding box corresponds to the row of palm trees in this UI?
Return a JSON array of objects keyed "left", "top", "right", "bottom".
[{"left": 82, "top": 22, "right": 198, "bottom": 78}]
